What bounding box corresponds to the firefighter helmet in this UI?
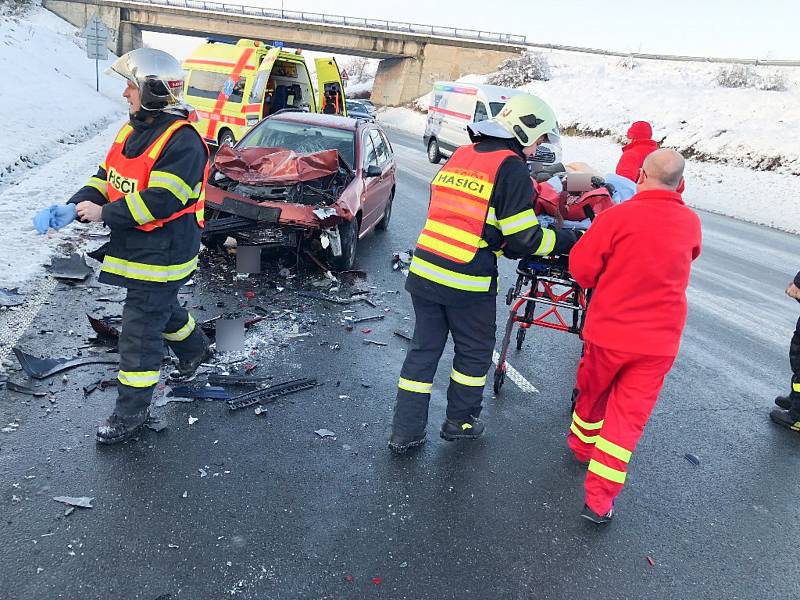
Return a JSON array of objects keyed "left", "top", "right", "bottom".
[
  {"left": 468, "top": 93, "right": 560, "bottom": 148},
  {"left": 106, "top": 48, "right": 185, "bottom": 112}
]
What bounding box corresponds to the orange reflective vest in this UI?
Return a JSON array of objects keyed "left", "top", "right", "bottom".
[
  {"left": 105, "top": 120, "right": 208, "bottom": 231},
  {"left": 416, "top": 146, "right": 515, "bottom": 264}
]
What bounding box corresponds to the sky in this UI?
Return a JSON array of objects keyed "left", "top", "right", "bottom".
[{"left": 143, "top": 0, "right": 799, "bottom": 60}]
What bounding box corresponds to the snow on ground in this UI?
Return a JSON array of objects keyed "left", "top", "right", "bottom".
[
  {"left": 0, "top": 7, "right": 123, "bottom": 187},
  {"left": 376, "top": 107, "right": 427, "bottom": 138}
]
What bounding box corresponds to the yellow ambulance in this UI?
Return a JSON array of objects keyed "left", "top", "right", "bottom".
[{"left": 182, "top": 39, "right": 347, "bottom": 146}]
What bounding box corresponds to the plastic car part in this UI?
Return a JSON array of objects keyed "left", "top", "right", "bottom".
[
  {"left": 169, "top": 385, "right": 230, "bottom": 400},
  {"left": 13, "top": 347, "right": 119, "bottom": 380},
  {"left": 226, "top": 378, "right": 317, "bottom": 411},
  {"left": 50, "top": 254, "right": 93, "bottom": 281}
]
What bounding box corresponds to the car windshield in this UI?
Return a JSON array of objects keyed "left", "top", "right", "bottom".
[{"left": 239, "top": 120, "right": 356, "bottom": 168}]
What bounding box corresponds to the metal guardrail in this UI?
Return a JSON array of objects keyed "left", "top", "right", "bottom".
[
  {"left": 128, "top": 0, "right": 527, "bottom": 45},
  {"left": 526, "top": 42, "right": 800, "bottom": 68}
]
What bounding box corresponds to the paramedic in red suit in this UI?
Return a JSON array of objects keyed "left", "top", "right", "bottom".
[
  {"left": 567, "top": 148, "right": 702, "bottom": 524},
  {"left": 615, "top": 121, "right": 658, "bottom": 182}
]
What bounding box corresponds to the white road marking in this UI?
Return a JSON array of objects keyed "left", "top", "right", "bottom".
[{"left": 492, "top": 350, "right": 539, "bottom": 394}]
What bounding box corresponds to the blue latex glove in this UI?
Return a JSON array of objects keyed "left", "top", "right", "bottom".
[
  {"left": 33, "top": 206, "right": 55, "bottom": 234},
  {"left": 50, "top": 204, "right": 77, "bottom": 229}
]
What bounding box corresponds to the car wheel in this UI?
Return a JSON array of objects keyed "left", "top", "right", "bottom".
[
  {"left": 427, "top": 138, "right": 442, "bottom": 164},
  {"left": 218, "top": 129, "right": 235, "bottom": 147},
  {"left": 376, "top": 192, "right": 393, "bottom": 231},
  {"left": 330, "top": 217, "right": 359, "bottom": 271}
]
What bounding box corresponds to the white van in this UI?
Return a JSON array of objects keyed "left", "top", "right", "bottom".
[{"left": 423, "top": 82, "right": 526, "bottom": 163}]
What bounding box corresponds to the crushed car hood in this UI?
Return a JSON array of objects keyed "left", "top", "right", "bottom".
[{"left": 214, "top": 145, "right": 341, "bottom": 185}]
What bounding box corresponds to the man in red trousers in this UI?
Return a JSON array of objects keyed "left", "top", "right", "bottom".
[
  {"left": 567, "top": 148, "right": 702, "bottom": 524},
  {"left": 615, "top": 121, "right": 658, "bottom": 182}
]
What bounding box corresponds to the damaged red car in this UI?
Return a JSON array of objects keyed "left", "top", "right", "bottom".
[{"left": 203, "top": 111, "right": 396, "bottom": 270}]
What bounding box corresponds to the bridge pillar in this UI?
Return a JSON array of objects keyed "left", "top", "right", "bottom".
[
  {"left": 372, "top": 43, "right": 520, "bottom": 106},
  {"left": 116, "top": 21, "right": 143, "bottom": 56},
  {"left": 42, "top": 0, "right": 121, "bottom": 53}
]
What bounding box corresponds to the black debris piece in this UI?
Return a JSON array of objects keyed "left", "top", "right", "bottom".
[
  {"left": 87, "top": 314, "right": 120, "bottom": 342},
  {"left": 363, "top": 339, "right": 388, "bottom": 347},
  {"left": 352, "top": 314, "right": 385, "bottom": 324},
  {"left": 50, "top": 254, "right": 93, "bottom": 281},
  {"left": 393, "top": 330, "right": 413, "bottom": 342},
  {"left": 13, "top": 347, "right": 119, "bottom": 380},
  {"left": 392, "top": 249, "right": 413, "bottom": 270},
  {"left": 227, "top": 378, "right": 317, "bottom": 411},
  {"left": 86, "top": 242, "right": 109, "bottom": 264},
  {"left": 169, "top": 386, "right": 230, "bottom": 401},
  {"left": 684, "top": 453, "right": 700, "bottom": 466},
  {"left": 0, "top": 288, "right": 25, "bottom": 307},
  {"left": 208, "top": 373, "right": 273, "bottom": 386},
  {"left": 7, "top": 381, "right": 47, "bottom": 397}
]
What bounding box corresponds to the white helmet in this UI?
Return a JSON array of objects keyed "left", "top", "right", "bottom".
[{"left": 106, "top": 48, "right": 185, "bottom": 112}]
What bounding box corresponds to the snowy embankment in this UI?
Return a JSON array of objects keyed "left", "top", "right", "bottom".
[{"left": 0, "top": 7, "right": 125, "bottom": 289}]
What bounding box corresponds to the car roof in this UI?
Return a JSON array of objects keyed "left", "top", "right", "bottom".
[{"left": 269, "top": 111, "right": 362, "bottom": 131}]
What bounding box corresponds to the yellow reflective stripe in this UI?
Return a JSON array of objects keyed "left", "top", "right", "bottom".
[
  {"left": 498, "top": 209, "right": 539, "bottom": 236},
  {"left": 570, "top": 422, "right": 598, "bottom": 444},
  {"left": 85, "top": 177, "right": 109, "bottom": 200},
  {"left": 417, "top": 234, "right": 475, "bottom": 263},
  {"left": 423, "top": 219, "right": 482, "bottom": 247},
  {"left": 163, "top": 314, "right": 196, "bottom": 342},
  {"left": 118, "top": 370, "right": 160, "bottom": 388},
  {"left": 432, "top": 170, "right": 494, "bottom": 201},
  {"left": 595, "top": 437, "right": 632, "bottom": 463},
  {"left": 494, "top": 250, "right": 504, "bottom": 258},
  {"left": 461, "top": 422, "right": 473, "bottom": 430},
  {"left": 398, "top": 377, "right": 432, "bottom": 394},
  {"left": 450, "top": 368, "right": 486, "bottom": 387},
  {"left": 149, "top": 170, "right": 194, "bottom": 206},
  {"left": 408, "top": 256, "right": 492, "bottom": 292},
  {"left": 572, "top": 411, "right": 604, "bottom": 431},
  {"left": 793, "top": 382, "right": 800, "bottom": 393},
  {"left": 125, "top": 192, "right": 156, "bottom": 225},
  {"left": 101, "top": 255, "right": 198, "bottom": 283},
  {"left": 486, "top": 207, "right": 500, "bottom": 229},
  {"left": 115, "top": 124, "right": 133, "bottom": 144},
  {"left": 534, "top": 227, "right": 556, "bottom": 256},
  {"left": 148, "top": 122, "right": 186, "bottom": 159},
  {"left": 588, "top": 459, "right": 627, "bottom": 484}
]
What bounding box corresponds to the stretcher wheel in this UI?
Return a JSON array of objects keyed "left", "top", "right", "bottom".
[
  {"left": 493, "top": 370, "right": 505, "bottom": 394},
  {"left": 515, "top": 328, "right": 526, "bottom": 350},
  {"left": 505, "top": 287, "right": 515, "bottom": 305}
]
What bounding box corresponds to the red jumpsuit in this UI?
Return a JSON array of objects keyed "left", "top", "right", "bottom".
[
  {"left": 615, "top": 121, "right": 658, "bottom": 182},
  {"left": 568, "top": 189, "right": 702, "bottom": 515}
]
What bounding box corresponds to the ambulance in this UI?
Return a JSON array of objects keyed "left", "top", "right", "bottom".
[
  {"left": 423, "top": 82, "right": 525, "bottom": 163},
  {"left": 182, "top": 39, "right": 347, "bottom": 146}
]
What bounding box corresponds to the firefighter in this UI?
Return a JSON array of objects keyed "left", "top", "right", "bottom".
[
  {"left": 567, "top": 149, "right": 702, "bottom": 524},
  {"left": 388, "top": 93, "right": 581, "bottom": 454},
  {"left": 33, "top": 48, "right": 210, "bottom": 444},
  {"left": 770, "top": 276, "right": 800, "bottom": 430}
]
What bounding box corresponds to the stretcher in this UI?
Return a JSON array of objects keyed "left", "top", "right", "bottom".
[{"left": 493, "top": 252, "right": 590, "bottom": 394}]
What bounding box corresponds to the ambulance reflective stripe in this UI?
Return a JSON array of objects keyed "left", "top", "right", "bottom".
[
  {"left": 118, "top": 370, "right": 160, "bottom": 388},
  {"left": 450, "top": 368, "right": 486, "bottom": 387},
  {"left": 398, "top": 377, "right": 432, "bottom": 394},
  {"left": 163, "top": 314, "right": 197, "bottom": 342},
  {"left": 588, "top": 459, "right": 627, "bottom": 484},
  {"left": 85, "top": 176, "right": 109, "bottom": 199},
  {"left": 498, "top": 208, "right": 539, "bottom": 236},
  {"left": 148, "top": 170, "right": 194, "bottom": 205},
  {"left": 101, "top": 255, "right": 198, "bottom": 283},
  {"left": 206, "top": 48, "right": 255, "bottom": 140},
  {"left": 124, "top": 192, "right": 155, "bottom": 226},
  {"left": 409, "top": 256, "right": 492, "bottom": 292}
]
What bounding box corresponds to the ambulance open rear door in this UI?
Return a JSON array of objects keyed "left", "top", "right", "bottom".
[{"left": 315, "top": 57, "right": 347, "bottom": 116}]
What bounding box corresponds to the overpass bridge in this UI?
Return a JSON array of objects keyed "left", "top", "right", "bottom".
[{"left": 43, "top": 0, "right": 525, "bottom": 105}]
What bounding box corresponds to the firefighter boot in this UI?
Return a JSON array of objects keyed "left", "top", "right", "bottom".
[
  {"left": 168, "top": 344, "right": 212, "bottom": 383},
  {"left": 581, "top": 503, "right": 614, "bottom": 525},
  {"left": 388, "top": 431, "right": 427, "bottom": 454},
  {"left": 96, "top": 410, "right": 149, "bottom": 445},
  {"left": 769, "top": 408, "right": 800, "bottom": 432},
  {"left": 440, "top": 416, "right": 485, "bottom": 441}
]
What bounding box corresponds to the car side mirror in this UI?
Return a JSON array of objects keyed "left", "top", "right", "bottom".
[{"left": 364, "top": 165, "right": 382, "bottom": 178}]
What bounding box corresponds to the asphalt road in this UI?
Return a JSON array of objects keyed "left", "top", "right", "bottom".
[{"left": 1, "top": 127, "right": 799, "bottom": 600}]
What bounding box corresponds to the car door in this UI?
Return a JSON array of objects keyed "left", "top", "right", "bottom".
[
  {"left": 366, "top": 129, "right": 393, "bottom": 226},
  {"left": 360, "top": 130, "right": 382, "bottom": 229}
]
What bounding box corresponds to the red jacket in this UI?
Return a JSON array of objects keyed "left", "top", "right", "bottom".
[
  {"left": 569, "top": 190, "right": 702, "bottom": 356},
  {"left": 615, "top": 139, "right": 658, "bottom": 182}
]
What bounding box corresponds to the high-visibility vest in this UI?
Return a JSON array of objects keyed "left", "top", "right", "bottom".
[
  {"left": 104, "top": 120, "right": 208, "bottom": 230},
  {"left": 415, "top": 145, "right": 515, "bottom": 265}
]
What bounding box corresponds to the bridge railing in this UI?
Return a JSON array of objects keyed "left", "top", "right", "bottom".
[{"left": 137, "top": 0, "right": 526, "bottom": 44}]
